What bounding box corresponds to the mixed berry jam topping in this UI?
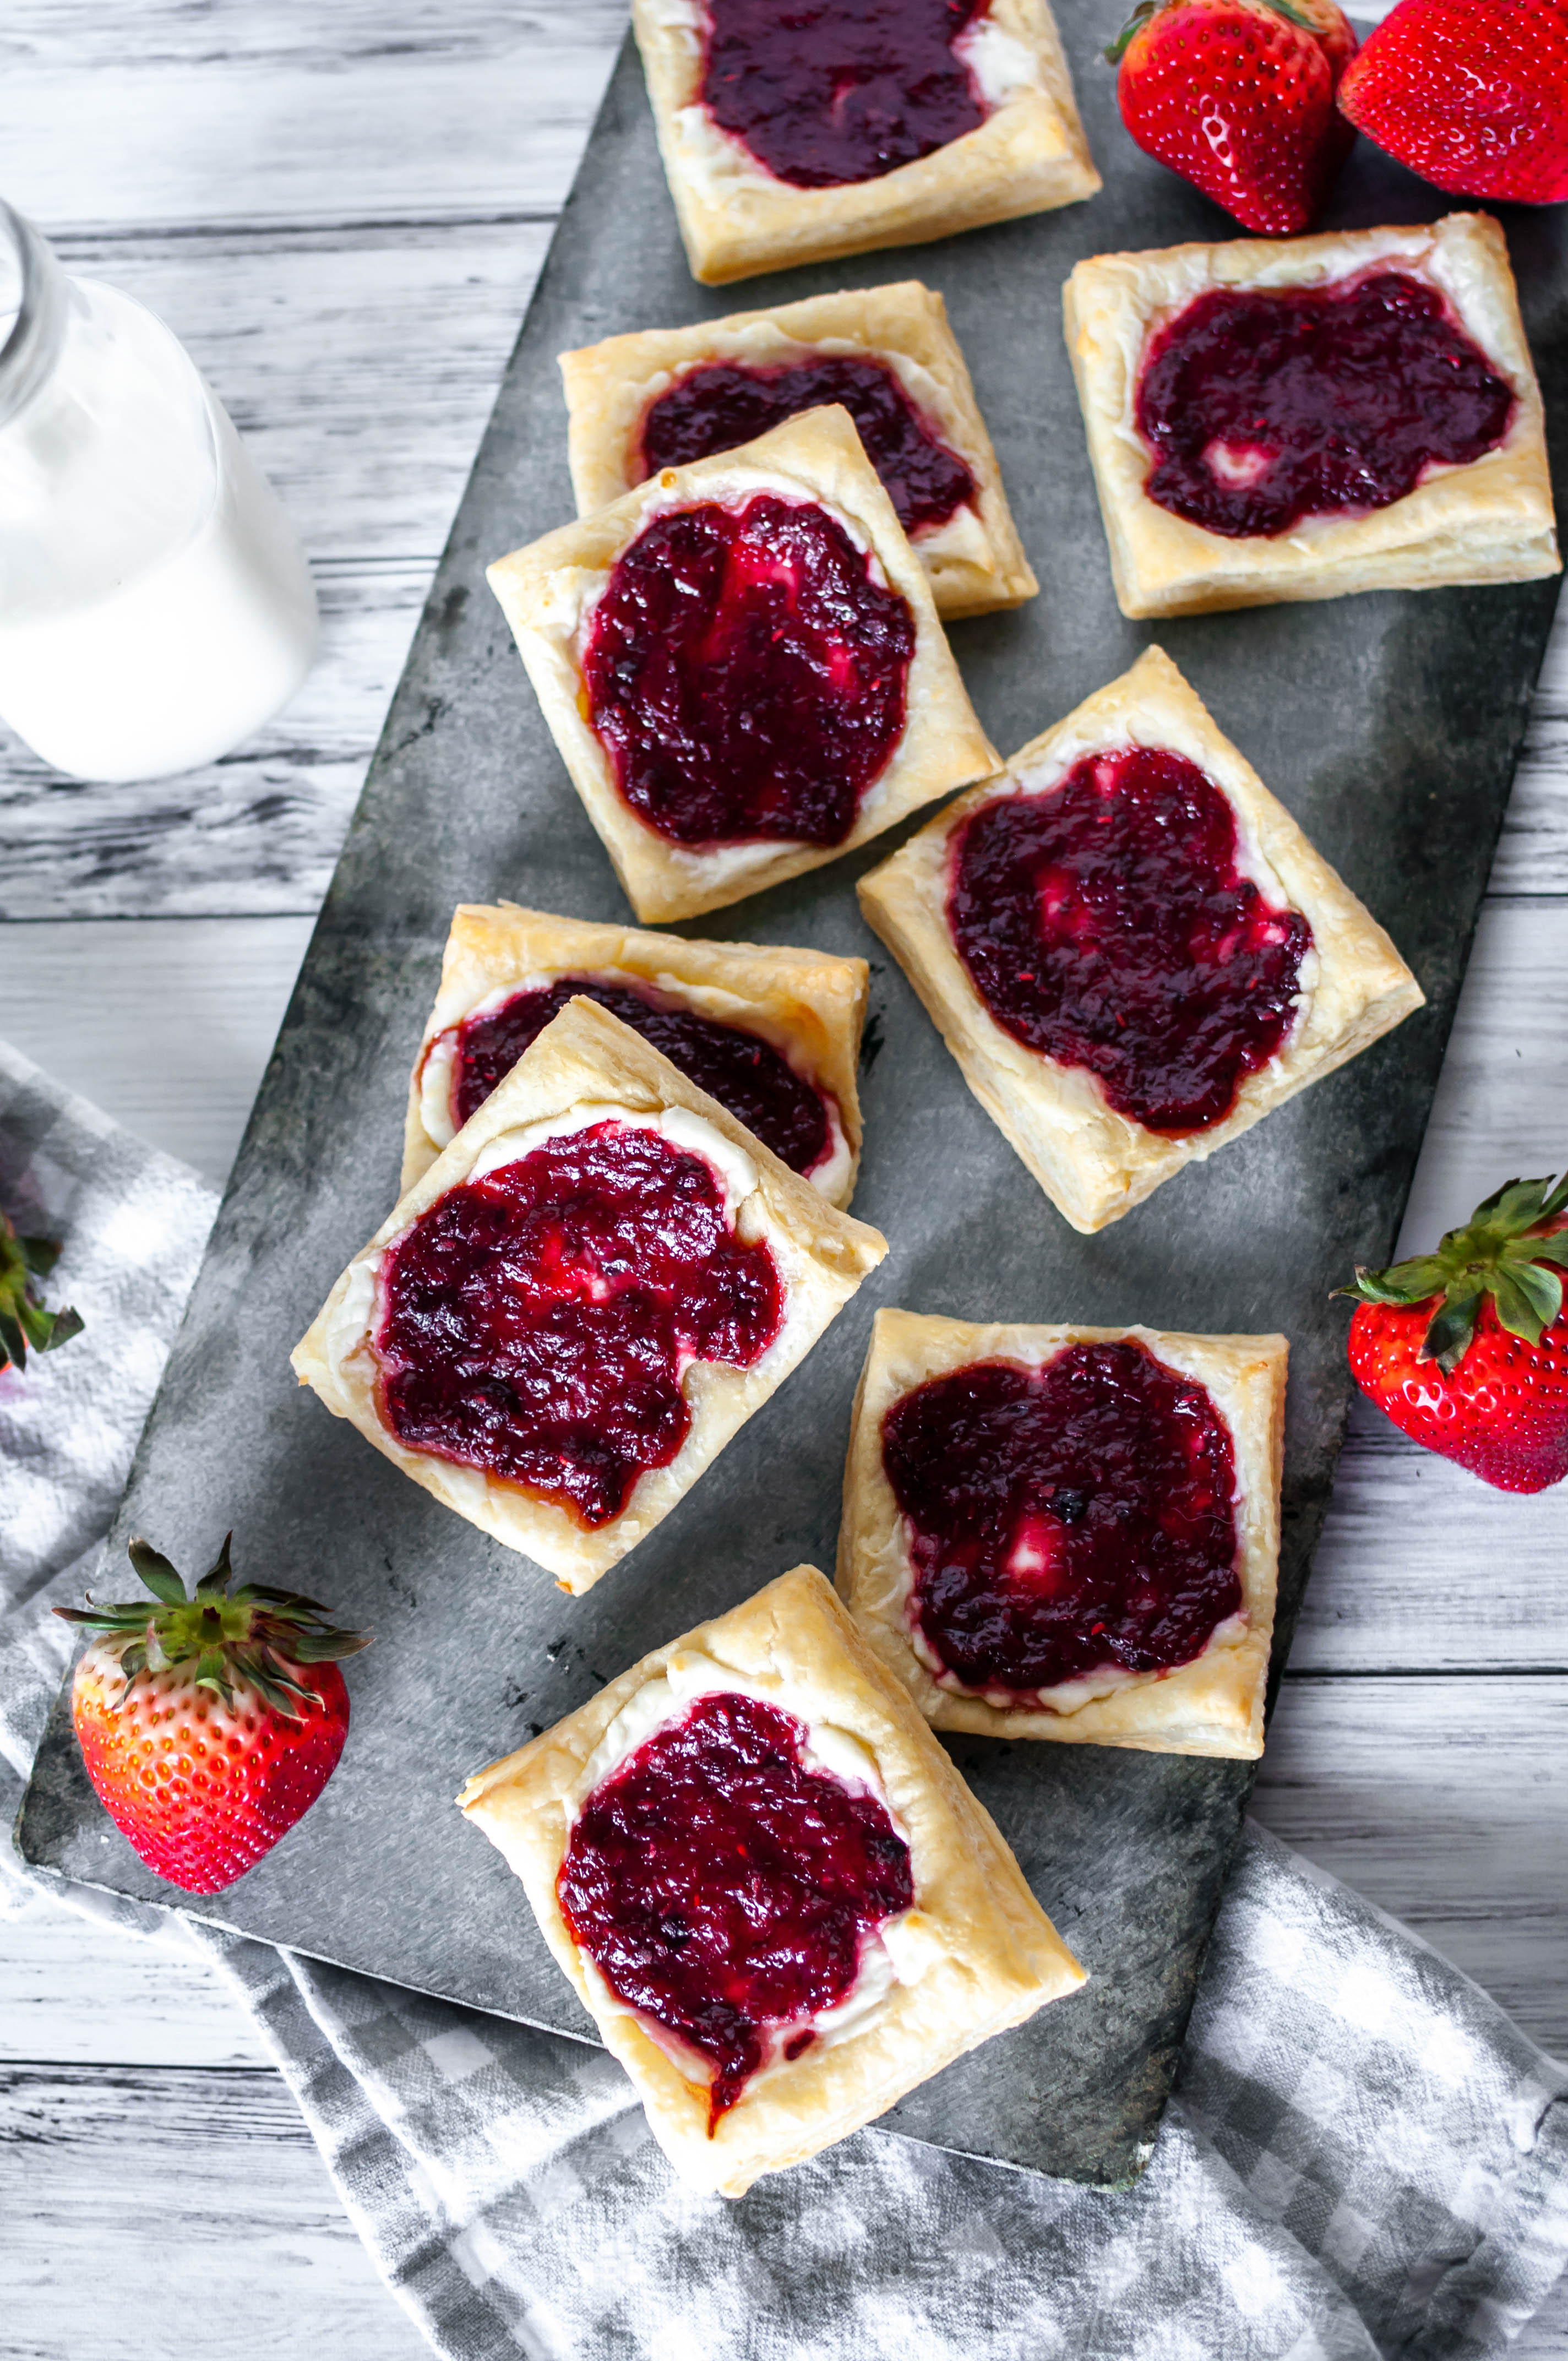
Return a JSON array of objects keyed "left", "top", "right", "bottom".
[
  {"left": 639, "top": 358, "right": 976, "bottom": 538},
  {"left": 1136, "top": 272, "right": 1515, "bottom": 540},
  {"left": 373, "top": 1123, "right": 782, "bottom": 1526},
  {"left": 703, "top": 0, "right": 989, "bottom": 189},
  {"left": 949, "top": 747, "right": 1313, "bottom": 1134},
  {"left": 883, "top": 1342, "right": 1242, "bottom": 1701},
  {"left": 583, "top": 494, "right": 915, "bottom": 850},
  {"left": 558, "top": 1690, "right": 912, "bottom": 2126},
  {"left": 448, "top": 977, "right": 833, "bottom": 1179}
]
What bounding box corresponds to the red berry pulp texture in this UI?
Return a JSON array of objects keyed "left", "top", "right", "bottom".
[
  {"left": 558, "top": 1690, "right": 913, "bottom": 2125},
  {"left": 1338, "top": 0, "right": 1568, "bottom": 207},
  {"left": 703, "top": 0, "right": 988, "bottom": 187},
  {"left": 883, "top": 1342, "right": 1243, "bottom": 1701},
  {"left": 373, "top": 1123, "right": 783, "bottom": 1525},
  {"left": 639, "top": 357, "right": 976, "bottom": 537},
  {"left": 75, "top": 1662, "right": 350, "bottom": 1894},
  {"left": 1137, "top": 273, "right": 1515, "bottom": 540},
  {"left": 450, "top": 978, "right": 833, "bottom": 1179},
  {"left": 1349, "top": 1296, "right": 1568, "bottom": 1494},
  {"left": 582, "top": 495, "right": 916, "bottom": 850},
  {"left": 948, "top": 747, "right": 1313, "bottom": 1134}
]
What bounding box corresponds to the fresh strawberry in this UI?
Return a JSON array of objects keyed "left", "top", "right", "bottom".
[
  {"left": 1341, "top": 1171, "right": 1568, "bottom": 1493},
  {"left": 56, "top": 1535, "right": 370, "bottom": 1893},
  {"left": 0, "top": 1209, "right": 83, "bottom": 1373},
  {"left": 1338, "top": 0, "right": 1568, "bottom": 206},
  {"left": 1106, "top": 0, "right": 1359, "bottom": 235}
]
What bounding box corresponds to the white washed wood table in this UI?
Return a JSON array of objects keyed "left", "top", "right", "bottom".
[{"left": 1, "top": 7, "right": 1566, "bottom": 2354}]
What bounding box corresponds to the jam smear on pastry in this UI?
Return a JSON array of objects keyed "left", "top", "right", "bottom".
[
  {"left": 558, "top": 1690, "right": 913, "bottom": 2126},
  {"left": 702, "top": 0, "right": 989, "bottom": 188},
  {"left": 639, "top": 358, "right": 977, "bottom": 538},
  {"left": 372, "top": 1123, "right": 783, "bottom": 1525},
  {"left": 949, "top": 746, "right": 1313, "bottom": 1133},
  {"left": 883, "top": 1341, "right": 1242, "bottom": 1701},
  {"left": 1137, "top": 272, "right": 1515, "bottom": 538},
  {"left": 448, "top": 977, "right": 834, "bottom": 1179},
  {"left": 583, "top": 494, "right": 915, "bottom": 848}
]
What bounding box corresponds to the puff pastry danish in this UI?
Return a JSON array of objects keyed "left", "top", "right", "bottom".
[
  {"left": 403, "top": 902, "right": 869, "bottom": 1209},
  {"left": 633, "top": 0, "right": 1098, "bottom": 288},
  {"left": 459, "top": 1563, "right": 1086, "bottom": 2195},
  {"left": 559, "top": 281, "right": 1037, "bottom": 619},
  {"left": 293, "top": 998, "right": 886, "bottom": 1594},
  {"left": 1064, "top": 213, "right": 1559, "bottom": 618},
  {"left": 857, "top": 646, "right": 1424, "bottom": 1233},
  {"left": 488, "top": 406, "right": 999, "bottom": 924},
  {"left": 838, "top": 1311, "right": 1286, "bottom": 1759}
]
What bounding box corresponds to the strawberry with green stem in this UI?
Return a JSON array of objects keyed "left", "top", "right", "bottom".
[
  {"left": 1341, "top": 1171, "right": 1568, "bottom": 1494},
  {"left": 1106, "top": 0, "right": 1358, "bottom": 236},
  {"left": 57, "top": 1535, "right": 371, "bottom": 1893},
  {"left": 1, "top": 1209, "right": 83, "bottom": 1373}
]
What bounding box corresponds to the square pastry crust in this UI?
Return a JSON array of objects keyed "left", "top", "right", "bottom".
[
  {"left": 559, "top": 282, "right": 1038, "bottom": 618},
  {"left": 1063, "top": 213, "right": 1560, "bottom": 618},
  {"left": 632, "top": 0, "right": 1098, "bottom": 287},
  {"left": 857, "top": 645, "right": 1425, "bottom": 1233},
  {"left": 458, "top": 1563, "right": 1086, "bottom": 2195},
  {"left": 402, "top": 901, "right": 870, "bottom": 1208},
  {"left": 293, "top": 998, "right": 887, "bottom": 1595},
  {"left": 837, "top": 1311, "right": 1286, "bottom": 1758},
  {"left": 487, "top": 405, "right": 1000, "bottom": 924}
]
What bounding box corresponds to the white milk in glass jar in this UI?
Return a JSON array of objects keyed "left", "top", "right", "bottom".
[{"left": 0, "top": 199, "right": 319, "bottom": 781}]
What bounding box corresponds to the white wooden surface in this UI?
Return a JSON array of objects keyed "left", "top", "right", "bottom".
[{"left": 2, "top": 4, "right": 1566, "bottom": 2354}]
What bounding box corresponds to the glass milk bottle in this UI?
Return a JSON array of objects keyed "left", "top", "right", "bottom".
[{"left": 0, "top": 199, "right": 319, "bottom": 782}]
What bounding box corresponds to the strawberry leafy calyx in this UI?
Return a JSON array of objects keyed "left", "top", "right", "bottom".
[
  {"left": 0, "top": 1211, "right": 84, "bottom": 1374},
  {"left": 1103, "top": 0, "right": 1319, "bottom": 64},
  {"left": 1339, "top": 1171, "right": 1568, "bottom": 1377},
  {"left": 55, "top": 1533, "right": 372, "bottom": 1717}
]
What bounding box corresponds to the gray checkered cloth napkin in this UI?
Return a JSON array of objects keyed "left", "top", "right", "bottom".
[{"left": 4, "top": 1036, "right": 1568, "bottom": 2361}]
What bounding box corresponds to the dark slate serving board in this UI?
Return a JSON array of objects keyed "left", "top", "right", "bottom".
[{"left": 18, "top": 10, "right": 1568, "bottom": 2187}]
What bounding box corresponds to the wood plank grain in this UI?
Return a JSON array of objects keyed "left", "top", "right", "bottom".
[
  {"left": 0, "top": 567, "right": 424, "bottom": 923},
  {"left": 0, "top": 2052, "right": 1560, "bottom": 2358},
  {"left": 1391, "top": 888, "right": 1568, "bottom": 1251},
  {"left": 1253, "top": 1675, "right": 1568, "bottom": 2056},
  {"left": 1297, "top": 1400, "right": 1568, "bottom": 1670},
  {"left": 0, "top": 1905, "right": 268, "bottom": 2068},
  {"left": 0, "top": 915, "right": 314, "bottom": 1181},
  {"left": 1, "top": 3, "right": 627, "bottom": 236},
  {"left": 0, "top": 2063, "right": 431, "bottom": 2361},
  {"left": 42, "top": 223, "right": 554, "bottom": 567},
  {"left": 0, "top": 217, "right": 546, "bottom": 920},
  {"left": 1491, "top": 597, "right": 1568, "bottom": 897}
]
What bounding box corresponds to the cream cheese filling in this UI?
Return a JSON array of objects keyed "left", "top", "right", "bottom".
[
  {"left": 964, "top": 735, "right": 1320, "bottom": 1091},
  {"left": 953, "top": 10, "right": 1040, "bottom": 108},
  {"left": 623, "top": 334, "right": 989, "bottom": 559},
  {"left": 1129, "top": 236, "right": 1531, "bottom": 547},
  {"left": 466, "top": 1102, "right": 758, "bottom": 1220},
  {"left": 544, "top": 461, "right": 908, "bottom": 894},
  {"left": 333, "top": 1103, "right": 762, "bottom": 1401},
  {"left": 417, "top": 980, "right": 852, "bottom": 1199},
  {"left": 891, "top": 1336, "right": 1253, "bottom": 1717},
  {"left": 565, "top": 1651, "right": 926, "bottom": 2091},
  {"left": 905, "top": 1580, "right": 1252, "bottom": 1715},
  {"left": 656, "top": 0, "right": 1030, "bottom": 203},
  {"left": 417, "top": 973, "right": 560, "bottom": 1151}
]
